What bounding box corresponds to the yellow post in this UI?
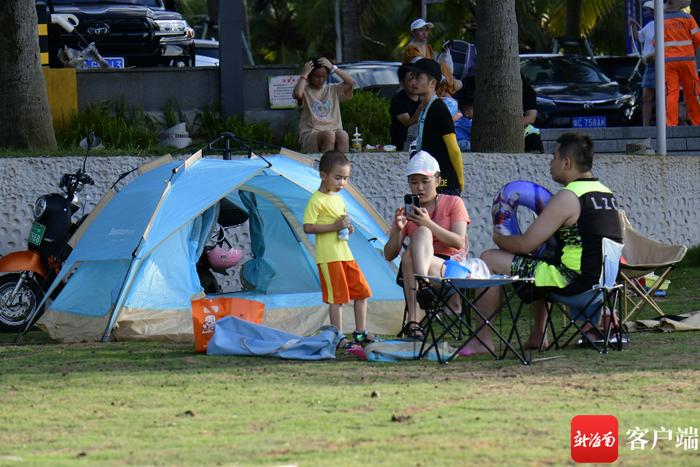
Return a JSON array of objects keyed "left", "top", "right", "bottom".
[
  {"left": 43, "top": 68, "right": 78, "bottom": 126},
  {"left": 37, "top": 2, "right": 79, "bottom": 127},
  {"left": 36, "top": 1, "right": 49, "bottom": 66}
]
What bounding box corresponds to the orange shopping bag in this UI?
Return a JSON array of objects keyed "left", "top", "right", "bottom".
[{"left": 191, "top": 297, "right": 265, "bottom": 353}]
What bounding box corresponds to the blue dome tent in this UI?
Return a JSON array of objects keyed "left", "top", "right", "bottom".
[{"left": 35, "top": 151, "right": 403, "bottom": 342}]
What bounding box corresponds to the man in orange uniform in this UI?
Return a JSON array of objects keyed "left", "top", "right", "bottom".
[{"left": 663, "top": 0, "right": 700, "bottom": 126}]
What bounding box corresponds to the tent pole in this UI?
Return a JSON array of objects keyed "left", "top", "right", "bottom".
[{"left": 101, "top": 257, "right": 142, "bottom": 342}]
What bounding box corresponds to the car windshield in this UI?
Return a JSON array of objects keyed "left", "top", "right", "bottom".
[
  {"left": 50, "top": 0, "right": 161, "bottom": 6},
  {"left": 521, "top": 57, "right": 611, "bottom": 84}
]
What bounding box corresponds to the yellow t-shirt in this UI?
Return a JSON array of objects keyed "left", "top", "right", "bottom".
[{"left": 303, "top": 190, "right": 354, "bottom": 264}]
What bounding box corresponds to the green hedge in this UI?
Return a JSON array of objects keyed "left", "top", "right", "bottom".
[
  {"left": 340, "top": 90, "right": 390, "bottom": 147},
  {"left": 51, "top": 92, "right": 391, "bottom": 153},
  {"left": 55, "top": 100, "right": 160, "bottom": 152}
]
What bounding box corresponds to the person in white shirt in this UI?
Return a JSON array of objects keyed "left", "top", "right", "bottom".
[{"left": 629, "top": 1, "right": 656, "bottom": 126}]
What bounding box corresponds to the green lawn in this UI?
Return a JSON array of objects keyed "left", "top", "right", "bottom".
[{"left": 1, "top": 267, "right": 698, "bottom": 466}]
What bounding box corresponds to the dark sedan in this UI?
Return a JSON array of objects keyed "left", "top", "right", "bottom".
[{"left": 520, "top": 54, "right": 637, "bottom": 128}]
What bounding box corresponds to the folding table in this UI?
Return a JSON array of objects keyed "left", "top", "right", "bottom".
[{"left": 415, "top": 275, "right": 534, "bottom": 365}]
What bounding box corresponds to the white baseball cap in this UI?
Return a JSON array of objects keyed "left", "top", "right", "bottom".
[
  {"left": 405, "top": 150, "right": 440, "bottom": 177},
  {"left": 642, "top": 1, "right": 654, "bottom": 9},
  {"left": 410, "top": 18, "right": 434, "bottom": 31}
]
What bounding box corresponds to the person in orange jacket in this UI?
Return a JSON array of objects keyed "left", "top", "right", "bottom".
[{"left": 663, "top": 0, "right": 700, "bottom": 126}]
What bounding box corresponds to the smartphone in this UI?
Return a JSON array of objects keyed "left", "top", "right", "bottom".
[{"left": 404, "top": 194, "right": 420, "bottom": 215}]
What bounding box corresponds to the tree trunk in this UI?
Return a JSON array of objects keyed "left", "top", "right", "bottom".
[
  {"left": 342, "top": 0, "right": 362, "bottom": 62},
  {"left": 566, "top": 0, "right": 582, "bottom": 38},
  {"left": 471, "top": 0, "right": 522, "bottom": 153},
  {"left": 0, "top": 0, "right": 56, "bottom": 150}
]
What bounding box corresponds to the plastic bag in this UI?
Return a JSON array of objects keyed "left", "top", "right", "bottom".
[
  {"left": 437, "top": 50, "right": 455, "bottom": 76},
  {"left": 191, "top": 296, "right": 265, "bottom": 352}
]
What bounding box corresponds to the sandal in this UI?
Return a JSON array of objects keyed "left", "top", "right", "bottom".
[
  {"left": 336, "top": 336, "right": 356, "bottom": 351},
  {"left": 337, "top": 335, "right": 367, "bottom": 359},
  {"left": 352, "top": 330, "right": 381, "bottom": 346},
  {"left": 402, "top": 321, "right": 425, "bottom": 341}
]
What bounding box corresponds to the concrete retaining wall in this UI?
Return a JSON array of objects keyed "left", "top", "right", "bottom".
[
  {"left": 77, "top": 65, "right": 299, "bottom": 140},
  {"left": 541, "top": 126, "right": 700, "bottom": 155},
  {"left": 1, "top": 152, "right": 698, "bottom": 262}
]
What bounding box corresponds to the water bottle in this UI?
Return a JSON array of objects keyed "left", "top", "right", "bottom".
[
  {"left": 352, "top": 127, "right": 362, "bottom": 152},
  {"left": 338, "top": 227, "right": 350, "bottom": 241}
]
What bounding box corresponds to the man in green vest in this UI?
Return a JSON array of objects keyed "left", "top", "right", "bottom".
[{"left": 462, "top": 132, "right": 622, "bottom": 355}]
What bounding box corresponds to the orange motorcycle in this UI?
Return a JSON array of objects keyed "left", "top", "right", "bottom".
[{"left": 0, "top": 135, "right": 97, "bottom": 332}]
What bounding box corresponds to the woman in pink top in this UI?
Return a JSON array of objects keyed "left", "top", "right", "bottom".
[{"left": 383, "top": 151, "right": 470, "bottom": 339}]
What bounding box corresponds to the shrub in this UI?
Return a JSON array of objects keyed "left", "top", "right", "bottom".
[
  {"left": 162, "top": 98, "right": 187, "bottom": 129},
  {"left": 340, "top": 90, "right": 391, "bottom": 146},
  {"left": 679, "top": 244, "right": 700, "bottom": 269},
  {"left": 193, "top": 104, "right": 273, "bottom": 145},
  {"left": 55, "top": 100, "right": 159, "bottom": 152}
]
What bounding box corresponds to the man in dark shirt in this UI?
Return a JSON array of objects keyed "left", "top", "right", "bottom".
[
  {"left": 522, "top": 75, "right": 544, "bottom": 153},
  {"left": 403, "top": 58, "right": 463, "bottom": 195},
  {"left": 389, "top": 66, "right": 423, "bottom": 150},
  {"left": 462, "top": 133, "right": 622, "bottom": 355}
]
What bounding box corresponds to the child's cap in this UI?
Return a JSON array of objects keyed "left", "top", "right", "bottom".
[
  {"left": 410, "top": 18, "right": 433, "bottom": 31},
  {"left": 405, "top": 151, "right": 440, "bottom": 177}
]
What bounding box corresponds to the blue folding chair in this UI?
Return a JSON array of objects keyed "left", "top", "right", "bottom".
[{"left": 542, "top": 238, "right": 627, "bottom": 353}]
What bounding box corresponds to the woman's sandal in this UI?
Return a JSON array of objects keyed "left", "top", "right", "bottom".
[{"left": 402, "top": 321, "right": 425, "bottom": 341}]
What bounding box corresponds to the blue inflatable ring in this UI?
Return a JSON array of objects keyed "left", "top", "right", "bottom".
[{"left": 492, "top": 180, "right": 559, "bottom": 258}]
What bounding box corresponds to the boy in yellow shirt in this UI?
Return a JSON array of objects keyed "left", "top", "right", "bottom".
[{"left": 303, "top": 151, "right": 376, "bottom": 350}]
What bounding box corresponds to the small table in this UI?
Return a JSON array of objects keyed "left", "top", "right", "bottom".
[{"left": 415, "top": 275, "right": 534, "bottom": 365}]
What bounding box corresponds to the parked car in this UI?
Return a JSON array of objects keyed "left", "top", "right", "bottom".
[
  {"left": 43, "top": 0, "right": 195, "bottom": 68},
  {"left": 520, "top": 54, "right": 637, "bottom": 128},
  {"left": 194, "top": 38, "right": 219, "bottom": 67},
  {"left": 328, "top": 61, "right": 400, "bottom": 98}
]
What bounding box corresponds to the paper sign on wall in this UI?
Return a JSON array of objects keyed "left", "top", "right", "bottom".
[{"left": 268, "top": 75, "right": 299, "bottom": 109}]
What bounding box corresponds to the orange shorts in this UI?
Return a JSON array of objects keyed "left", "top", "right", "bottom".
[{"left": 317, "top": 260, "right": 372, "bottom": 305}]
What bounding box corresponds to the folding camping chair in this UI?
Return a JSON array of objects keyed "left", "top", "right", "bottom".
[
  {"left": 397, "top": 265, "right": 471, "bottom": 340},
  {"left": 618, "top": 211, "right": 688, "bottom": 324},
  {"left": 542, "top": 238, "right": 627, "bottom": 353},
  {"left": 396, "top": 235, "right": 473, "bottom": 340}
]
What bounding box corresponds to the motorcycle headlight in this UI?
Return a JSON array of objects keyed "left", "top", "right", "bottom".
[
  {"left": 155, "top": 20, "right": 189, "bottom": 36},
  {"left": 34, "top": 196, "right": 47, "bottom": 219}
]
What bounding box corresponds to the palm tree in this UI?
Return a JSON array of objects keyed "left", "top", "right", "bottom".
[
  {"left": 0, "top": 0, "right": 56, "bottom": 150},
  {"left": 517, "top": 0, "right": 621, "bottom": 53},
  {"left": 342, "top": 0, "right": 361, "bottom": 61},
  {"left": 471, "top": 0, "right": 522, "bottom": 152}
]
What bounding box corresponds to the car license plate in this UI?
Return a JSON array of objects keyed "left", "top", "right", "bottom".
[
  {"left": 28, "top": 222, "right": 46, "bottom": 246},
  {"left": 82, "top": 57, "right": 125, "bottom": 69},
  {"left": 572, "top": 116, "right": 607, "bottom": 128}
]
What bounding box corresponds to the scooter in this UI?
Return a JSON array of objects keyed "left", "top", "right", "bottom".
[{"left": 0, "top": 134, "right": 99, "bottom": 332}]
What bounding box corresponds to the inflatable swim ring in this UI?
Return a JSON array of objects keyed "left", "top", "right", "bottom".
[{"left": 492, "top": 180, "right": 559, "bottom": 258}]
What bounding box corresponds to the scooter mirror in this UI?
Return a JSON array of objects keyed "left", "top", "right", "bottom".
[{"left": 79, "top": 135, "right": 103, "bottom": 150}]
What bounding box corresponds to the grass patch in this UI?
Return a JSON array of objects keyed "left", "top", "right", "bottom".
[{"left": 0, "top": 267, "right": 698, "bottom": 465}]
